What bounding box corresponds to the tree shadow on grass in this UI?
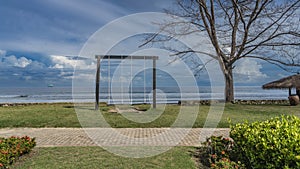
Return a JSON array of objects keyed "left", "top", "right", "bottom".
[{"left": 191, "top": 147, "right": 210, "bottom": 169}]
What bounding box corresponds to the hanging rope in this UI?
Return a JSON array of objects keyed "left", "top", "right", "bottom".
[
  {"left": 130, "top": 56, "right": 133, "bottom": 105},
  {"left": 121, "top": 56, "right": 123, "bottom": 104},
  {"left": 108, "top": 56, "right": 110, "bottom": 104},
  {"left": 94, "top": 55, "right": 158, "bottom": 106},
  {"left": 144, "top": 56, "right": 146, "bottom": 103}
]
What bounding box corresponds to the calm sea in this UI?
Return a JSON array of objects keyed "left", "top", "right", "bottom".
[{"left": 0, "top": 86, "right": 289, "bottom": 104}]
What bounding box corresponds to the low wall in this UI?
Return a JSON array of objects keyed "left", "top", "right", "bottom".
[
  {"left": 179, "top": 100, "right": 290, "bottom": 106},
  {"left": 232, "top": 99, "right": 290, "bottom": 105},
  {"left": 0, "top": 102, "right": 73, "bottom": 107},
  {"left": 0, "top": 100, "right": 291, "bottom": 107}
]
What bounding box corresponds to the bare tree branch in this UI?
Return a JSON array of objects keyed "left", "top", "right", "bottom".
[{"left": 142, "top": 0, "right": 300, "bottom": 102}]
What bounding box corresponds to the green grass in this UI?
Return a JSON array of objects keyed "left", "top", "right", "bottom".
[
  {"left": 12, "top": 147, "right": 197, "bottom": 169},
  {"left": 2, "top": 103, "right": 299, "bottom": 169},
  {"left": 0, "top": 103, "right": 80, "bottom": 128},
  {"left": 0, "top": 103, "right": 299, "bottom": 128}
]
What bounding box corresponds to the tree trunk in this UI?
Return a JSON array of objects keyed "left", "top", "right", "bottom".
[{"left": 224, "top": 67, "right": 234, "bottom": 102}]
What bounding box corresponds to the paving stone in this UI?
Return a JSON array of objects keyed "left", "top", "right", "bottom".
[{"left": 0, "top": 128, "right": 230, "bottom": 147}]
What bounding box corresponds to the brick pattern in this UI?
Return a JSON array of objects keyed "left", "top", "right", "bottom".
[{"left": 0, "top": 128, "right": 230, "bottom": 147}]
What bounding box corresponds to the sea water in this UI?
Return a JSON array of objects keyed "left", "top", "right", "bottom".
[{"left": 0, "top": 86, "right": 289, "bottom": 104}]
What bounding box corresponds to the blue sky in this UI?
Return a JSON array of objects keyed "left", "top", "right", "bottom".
[{"left": 0, "top": 0, "right": 294, "bottom": 87}]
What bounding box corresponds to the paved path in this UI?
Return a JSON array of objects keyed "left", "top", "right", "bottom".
[{"left": 0, "top": 128, "right": 230, "bottom": 147}]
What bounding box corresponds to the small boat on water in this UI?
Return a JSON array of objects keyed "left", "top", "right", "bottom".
[{"left": 48, "top": 84, "right": 54, "bottom": 87}]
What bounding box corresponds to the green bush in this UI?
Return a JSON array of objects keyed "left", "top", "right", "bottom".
[
  {"left": 0, "top": 136, "right": 36, "bottom": 168},
  {"left": 230, "top": 115, "right": 300, "bottom": 169}
]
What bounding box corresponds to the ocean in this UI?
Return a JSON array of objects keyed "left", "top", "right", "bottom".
[{"left": 0, "top": 86, "right": 290, "bottom": 104}]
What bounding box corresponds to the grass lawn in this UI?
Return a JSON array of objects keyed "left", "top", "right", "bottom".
[
  {"left": 0, "top": 103, "right": 80, "bottom": 128},
  {"left": 0, "top": 103, "right": 299, "bottom": 128},
  {"left": 12, "top": 146, "right": 198, "bottom": 169},
  {"left": 2, "top": 103, "right": 299, "bottom": 169}
]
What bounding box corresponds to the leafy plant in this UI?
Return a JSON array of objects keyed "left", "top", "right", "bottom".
[
  {"left": 198, "top": 136, "right": 245, "bottom": 168},
  {"left": 0, "top": 136, "right": 36, "bottom": 168},
  {"left": 230, "top": 115, "right": 300, "bottom": 169},
  {"left": 212, "top": 158, "right": 244, "bottom": 169}
]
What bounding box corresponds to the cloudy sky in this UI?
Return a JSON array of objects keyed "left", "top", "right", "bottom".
[{"left": 0, "top": 0, "right": 294, "bottom": 87}]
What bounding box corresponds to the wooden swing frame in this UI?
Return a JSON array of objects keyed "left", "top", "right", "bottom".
[{"left": 95, "top": 55, "right": 158, "bottom": 110}]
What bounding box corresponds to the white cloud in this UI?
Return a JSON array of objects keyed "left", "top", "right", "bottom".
[
  {"left": 50, "top": 55, "right": 77, "bottom": 69},
  {"left": 0, "top": 49, "right": 48, "bottom": 71},
  {"left": 50, "top": 55, "right": 95, "bottom": 70},
  {"left": 0, "top": 50, "right": 6, "bottom": 57},
  {"left": 14, "top": 57, "right": 32, "bottom": 68},
  {"left": 49, "top": 55, "right": 99, "bottom": 82},
  {"left": 27, "top": 60, "right": 47, "bottom": 69},
  {"left": 0, "top": 54, "right": 32, "bottom": 68},
  {"left": 234, "top": 58, "right": 268, "bottom": 83}
]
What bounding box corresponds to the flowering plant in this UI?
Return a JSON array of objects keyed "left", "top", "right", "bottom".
[
  {"left": 198, "top": 136, "right": 245, "bottom": 168},
  {"left": 0, "top": 136, "right": 36, "bottom": 168}
]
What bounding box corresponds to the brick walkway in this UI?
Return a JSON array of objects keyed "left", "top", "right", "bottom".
[{"left": 0, "top": 128, "right": 230, "bottom": 147}]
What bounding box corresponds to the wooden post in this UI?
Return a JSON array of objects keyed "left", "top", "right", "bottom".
[
  {"left": 153, "top": 58, "right": 156, "bottom": 109},
  {"left": 95, "top": 57, "right": 100, "bottom": 110},
  {"left": 289, "top": 88, "right": 292, "bottom": 96}
]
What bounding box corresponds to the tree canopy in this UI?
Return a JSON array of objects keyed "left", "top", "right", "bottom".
[{"left": 145, "top": 0, "right": 300, "bottom": 102}]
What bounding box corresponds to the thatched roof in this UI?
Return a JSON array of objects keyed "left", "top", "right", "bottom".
[{"left": 263, "top": 74, "right": 300, "bottom": 89}]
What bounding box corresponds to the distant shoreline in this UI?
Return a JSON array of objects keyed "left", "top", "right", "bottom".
[
  {"left": 0, "top": 86, "right": 290, "bottom": 104},
  {"left": 0, "top": 99, "right": 291, "bottom": 107}
]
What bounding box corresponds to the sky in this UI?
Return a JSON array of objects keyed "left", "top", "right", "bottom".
[{"left": 0, "top": 0, "right": 295, "bottom": 88}]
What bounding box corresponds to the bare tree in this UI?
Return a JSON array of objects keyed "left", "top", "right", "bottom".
[{"left": 144, "top": 0, "right": 300, "bottom": 102}]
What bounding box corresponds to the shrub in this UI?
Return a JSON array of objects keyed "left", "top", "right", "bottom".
[
  {"left": 212, "top": 158, "right": 244, "bottom": 169},
  {"left": 230, "top": 115, "right": 300, "bottom": 169},
  {"left": 198, "top": 136, "right": 245, "bottom": 168},
  {"left": 0, "top": 136, "right": 36, "bottom": 168}
]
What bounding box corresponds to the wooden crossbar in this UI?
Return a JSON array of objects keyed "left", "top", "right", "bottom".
[{"left": 95, "top": 55, "right": 158, "bottom": 60}]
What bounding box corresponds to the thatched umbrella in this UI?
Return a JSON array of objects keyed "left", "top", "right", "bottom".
[{"left": 262, "top": 74, "right": 300, "bottom": 96}]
